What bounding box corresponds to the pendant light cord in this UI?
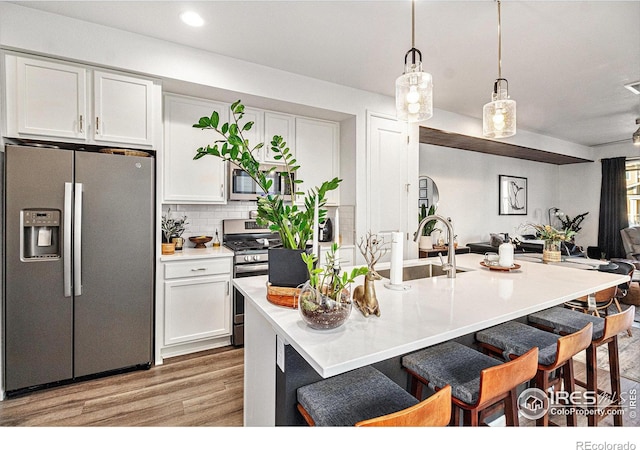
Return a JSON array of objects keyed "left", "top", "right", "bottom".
[
  {"left": 412, "top": 0, "right": 416, "bottom": 50},
  {"left": 497, "top": 0, "right": 502, "bottom": 79},
  {"left": 404, "top": 0, "right": 422, "bottom": 66}
]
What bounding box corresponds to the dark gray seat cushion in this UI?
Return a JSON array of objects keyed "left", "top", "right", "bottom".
[
  {"left": 402, "top": 341, "right": 502, "bottom": 405},
  {"left": 475, "top": 321, "right": 558, "bottom": 366},
  {"left": 297, "top": 365, "right": 418, "bottom": 426},
  {"left": 528, "top": 306, "right": 604, "bottom": 340}
]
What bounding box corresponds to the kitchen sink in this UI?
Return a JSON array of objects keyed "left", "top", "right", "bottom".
[{"left": 377, "top": 263, "right": 465, "bottom": 281}]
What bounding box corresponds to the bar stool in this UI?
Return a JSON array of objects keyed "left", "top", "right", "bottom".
[
  {"left": 527, "top": 305, "right": 635, "bottom": 426},
  {"left": 476, "top": 321, "right": 593, "bottom": 426},
  {"left": 296, "top": 365, "right": 451, "bottom": 427},
  {"left": 402, "top": 341, "right": 538, "bottom": 426}
]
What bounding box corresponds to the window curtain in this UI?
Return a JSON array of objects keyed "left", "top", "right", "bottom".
[{"left": 598, "top": 157, "right": 628, "bottom": 259}]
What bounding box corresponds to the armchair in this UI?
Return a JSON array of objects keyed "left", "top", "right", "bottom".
[{"left": 620, "top": 226, "right": 640, "bottom": 260}]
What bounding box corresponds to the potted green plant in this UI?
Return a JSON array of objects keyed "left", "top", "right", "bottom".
[
  {"left": 193, "top": 100, "right": 341, "bottom": 287},
  {"left": 298, "top": 243, "right": 369, "bottom": 329},
  {"left": 161, "top": 208, "right": 188, "bottom": 255},
  {"left": 418, "top": 203, "right": 440, "bottom": 250}
]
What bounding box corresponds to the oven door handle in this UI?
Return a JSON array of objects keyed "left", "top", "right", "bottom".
[{"left": 234, "top": 263, "right": 269, "bottom": 275}]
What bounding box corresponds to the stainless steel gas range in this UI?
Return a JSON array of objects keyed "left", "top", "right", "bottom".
[{"left": 223, "top": 218, "right": 282, "bottom": 347}]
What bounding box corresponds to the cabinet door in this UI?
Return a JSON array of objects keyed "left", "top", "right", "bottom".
[
  {"left": 295, "top": 117, "right": 340, "bottom": 205},
  {"left": 263, "top": 111, "right": 295, "bottom": 164},
  {"left": 15, "top": 56, "right": 87, "bottom": 139},
  {"left": 163, "top": 94, "right": 228, "bottom": 203},
  {"left": 93, "top": 70, "right": 153, "bottom": 145},
  {"left": 240, "top": 107, "right": 265, "bottom": 162},
  {"left": 164, "top": 275, "right": 231, "bottom": 346}
]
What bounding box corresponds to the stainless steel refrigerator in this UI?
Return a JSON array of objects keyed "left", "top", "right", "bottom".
[{"left": 4, "top": 143, "right": 154, "bottom": 394}]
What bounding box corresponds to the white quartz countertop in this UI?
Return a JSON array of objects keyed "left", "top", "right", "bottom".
[
  {"left": 160, "top": 246, "right": 234, "bottom": 261},
  {"left": 234, "top": 253, "right": 629, "bottom": 378}
]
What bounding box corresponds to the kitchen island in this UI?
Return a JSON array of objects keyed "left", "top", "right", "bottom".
[{"left": 236, "top": 253, "right": 629, "bottom": 426}]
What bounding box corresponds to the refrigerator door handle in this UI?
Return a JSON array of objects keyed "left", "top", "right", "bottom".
[
  {"left": 64, "top": 182, "right": 73, "bottom": 297},
  {"left": 74, "top": 183, "right": 83, "bottom": 296}
]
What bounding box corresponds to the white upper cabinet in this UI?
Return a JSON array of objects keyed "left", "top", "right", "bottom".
[
  {"left": 5, "top": 54, "right": 156, "bottom": 147},
  {"left": 295, "top": 117, "right": 340, "bottom": 205},
  {"left": 15, "top": 56, "right": 87, "bottom": 140},
  {"left": 93, "top": 70, "right": 153, "bottom": 146},
  {"left": 240, "top": 106, "right": 265, "bottom": 161},
  {"left": 163, "top": 93, "right": 228, "bottom": 203},
  {"left": 263, "top": 111, "right": 295, "bottom": 164}
]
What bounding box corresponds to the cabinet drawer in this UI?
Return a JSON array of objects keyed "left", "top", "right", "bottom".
[{"left": 164, "top": 258, "right": 231, "bottom": 279}]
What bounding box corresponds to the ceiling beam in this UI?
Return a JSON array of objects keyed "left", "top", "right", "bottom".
[{"left": 419, "top": 127, "right": 593, "bottom": 165}]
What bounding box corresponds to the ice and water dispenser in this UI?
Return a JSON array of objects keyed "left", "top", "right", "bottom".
[{"left": 21, "top": 209, "right": 61, "bottom": 261}]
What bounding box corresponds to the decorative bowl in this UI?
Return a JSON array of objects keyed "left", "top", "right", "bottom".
[{"left": 189, "top": 236, "right": 213, "bottom": 248}]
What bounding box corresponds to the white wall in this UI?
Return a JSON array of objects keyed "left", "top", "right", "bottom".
[{"left": 419, "top": 144, "right": 560, "bottom": 246}]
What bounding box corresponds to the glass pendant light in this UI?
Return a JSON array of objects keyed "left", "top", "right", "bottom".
[
  {"left": 483, "top": 0, "right": 516, "bottom": 138},
  {"left": 396, "top": 0, "right": 433, "bottom": 122}
]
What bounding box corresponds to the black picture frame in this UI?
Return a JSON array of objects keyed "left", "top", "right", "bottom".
[{"left": 499, "top": 175, "right": 527, "bottom": 215}]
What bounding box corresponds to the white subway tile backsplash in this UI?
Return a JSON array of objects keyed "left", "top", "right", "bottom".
[{"left": 162, "top": 202, "right": 356, "bottom": 246}]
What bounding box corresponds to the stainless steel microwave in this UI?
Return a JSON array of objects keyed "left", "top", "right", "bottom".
[{"left": 228, "top": 163, "right": 295, "bottom": 201}]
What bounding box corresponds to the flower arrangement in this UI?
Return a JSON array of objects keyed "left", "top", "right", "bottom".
[
  {"left": 161, "top": 208, "right": 188, "bottom": 243},
  {"left": 530, "top": 224, "right": 576, "bottom": 242}
]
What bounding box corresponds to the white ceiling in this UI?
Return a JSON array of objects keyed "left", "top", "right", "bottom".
[{"left": 12, "top": 0, "right": 640, "bottom": 148}]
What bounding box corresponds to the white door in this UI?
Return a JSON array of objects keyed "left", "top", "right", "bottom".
[
  {"left": 163, "top": 94, "right": 229, "bottom": 203},
  {"left": 93, "top": 70, "right": 153, "bottom": 145},
  {"left": 367, "top": 112, "right": 409, "bottom": 259},
  {"left": 16, "top": 56, "right": 87, "bottom": 139}
]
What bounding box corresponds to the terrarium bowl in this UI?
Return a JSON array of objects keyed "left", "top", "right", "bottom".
[{"left": 189, "top": 236, "right": 213, "bottom": 248}]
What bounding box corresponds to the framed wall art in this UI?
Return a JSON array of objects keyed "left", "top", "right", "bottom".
[{"left": 499, "top": 175, "right": 527, "bottom": 215}]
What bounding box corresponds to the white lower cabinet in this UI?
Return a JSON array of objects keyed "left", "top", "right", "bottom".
[{"left": 158, "top": 255, "right": 232, "bottom": 362}]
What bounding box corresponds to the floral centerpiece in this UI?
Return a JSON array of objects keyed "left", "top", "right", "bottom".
[
  {"left": 161, "top": 208, "right": 188, "bottom": 254},
  {"left": 530, "top": 224, "right": 576, "bottom": 263}
]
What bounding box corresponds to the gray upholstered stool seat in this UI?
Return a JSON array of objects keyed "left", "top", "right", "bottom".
[
  {"left": 475, "top": 321, "right": 559, "bottom": 365},
  {"left": 528, "top": 307, "right": 605, "bottom": 340},
  {"left": 401, "top": 341, "right": 501, "bottom": 405},
  {"left": 296, "top": 365, "right": 418, "bottom": 426}
]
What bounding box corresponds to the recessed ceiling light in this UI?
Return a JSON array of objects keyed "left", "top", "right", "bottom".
[
  {"left": 625, "top": 81, "right": 640, "bottom": 95},
  {"left": 180, "top": 11, "right": 204, "bottom": 27}
]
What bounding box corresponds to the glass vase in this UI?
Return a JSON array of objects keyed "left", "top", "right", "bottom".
[
  {"left": 297, "top": 281, "right": 352, "bottom": 330},
  {"left": 543, "top": 239, "right": 562, "bottom": 263}
]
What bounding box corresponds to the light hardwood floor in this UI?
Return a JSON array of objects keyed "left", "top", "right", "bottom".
[
  {"left": 0, "top": 346, "right": 244, "bottom": 426},
  {"left": 0, "top": 328, "right": 637, "bottom": 427}
]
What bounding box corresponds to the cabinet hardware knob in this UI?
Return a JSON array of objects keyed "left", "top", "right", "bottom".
[
  {"left": 191, "top": 268, "right": 207, "bottom": 271},
  {"left": 79, "top": 115, "right": 84, "bottom": 133}
]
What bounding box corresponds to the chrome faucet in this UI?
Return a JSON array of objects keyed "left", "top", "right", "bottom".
[{"left": 413, "top": 214, "right": 457, "bottom": 278}]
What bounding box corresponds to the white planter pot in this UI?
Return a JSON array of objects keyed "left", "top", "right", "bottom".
[{"left": 419, "top": 236, "right": 433, "bottom": 250}]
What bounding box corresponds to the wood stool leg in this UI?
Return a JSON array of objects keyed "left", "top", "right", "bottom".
[
  {"left": 535, "top": 369, "right": 550, "bottom": 427},
  {"left": 586, "top": 344, "right": 598, "bottom": 427},
  {"left": 504, "top": 389, "right": 519, "bottom": 426},
  {"left": 608, "top": 338, "right": 623, "bottom": 427},
  {"left": 563, "top": 360, "right": 577, "bottom": 426}
]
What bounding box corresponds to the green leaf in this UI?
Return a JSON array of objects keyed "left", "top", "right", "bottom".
[
  {"left": 229, "top": 123, "right": 238, "bottom": 135},
  {"left": 231, "top": 100, "right": 241, "bottom": 111},
  {"left": 228, "top": 134, "right": 242, "bottom": 146},
  {"left": 221, "top": 123, "right": 229, "bottom": 134},
  {"left": 210, "top": 111, "right": 219, "bottom": 128},
  {"left": 242, "top": 121, "right": 254, "bottom": 131}
]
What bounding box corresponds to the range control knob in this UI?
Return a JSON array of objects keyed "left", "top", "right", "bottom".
[
  {"left": 253, "top": 255, "right": 260, "bottom": 261},
  {"left": 244, "top": 255, "right": 252, "bottom": 262}
]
